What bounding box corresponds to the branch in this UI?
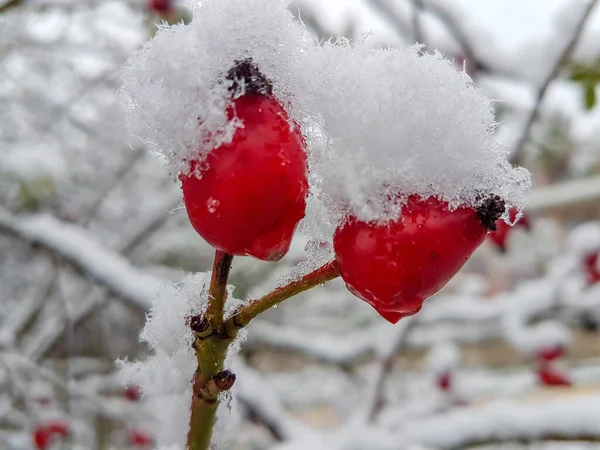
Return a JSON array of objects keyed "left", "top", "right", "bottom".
[
  {"left": 187, "top": 251, "right": 234, "bottom": 450},
  {"left": 0, "top": 207, "right": 163, "bottom": 311},
  {"left": 367, "top": 316, "right": 417, "bottom": 422},
  {"left": 511, "top": 0, "right": 599, "bottom": 165},
  {"left": 228, "top": 261, "right": 340, "bottom": 329},
  {"left": 527, "top": 175, "right": 600, "bottom": 213},
  {"left": 204, "top": 250, "right": 234, "bottom": 331},
  {"left": 0, "top": 0, "right": 22, "bottom": 14},
  {"left": 400, "top": 395, "right": 600, "bottom": 449}
]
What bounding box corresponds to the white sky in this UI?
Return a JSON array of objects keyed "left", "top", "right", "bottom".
[{"left": 318, "top": 0, "right": 600, "bottom": 50}]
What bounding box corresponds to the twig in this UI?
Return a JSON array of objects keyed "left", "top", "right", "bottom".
[
  {"left": 365, "top": 0, "right": 410, "bottom": 40},
  {"left": 228, "top": 261, "right": 340, "bottom": 330},
  {"left": 410, "top": 0, "right": 425, "bottom": 44},
  {"left": 0, "top": 0, "right": 22, "bottom": 14},
  {"left": 367, "top": 316, "right": 416, "bottom": 422},
  {"left": 187, "top": 250, "right": 235, "bottom": 450},
  {"left": 205, "top": 250, "right": 234, "bottom": 331},
  {"left": 81, "top": 147, "right": 146, "bottom": 227},
  {"left": 0, "top": 208, "right": 162, "bottom": 310},
  {"left": 511, "top": 0, "right": 599, "bottom": 165}
]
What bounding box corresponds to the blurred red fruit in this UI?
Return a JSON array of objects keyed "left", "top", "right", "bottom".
[
  {"left": 488, "top": 207, "right": 530, "bottom": 252},
  {"left": 334, "top": 195, "right": 504, "bottom": 323},
  {"left": 33, "top": 428, "right": 51, "bottom": 450},
  {"left": 538, "top": 367, "right": 571, "bottom": 387},
  {"left": 584, "top": 251, "right": 600, "bottom": 285},
  {"left": 537, "top": 346, "right": 564, "bottom": 362},
  {"left": 181, "top": 61, "right": 308, "bottom": 261},
  {"left": 32, "top": 421, "right": 68, "bottom": 450},
  {"left": 148, "top": 0, "right": 172, "bottom": 14},
  {"left": 128, "top": 429, "right": 153, "bottom": 447},
  {"left": 124, "top": 385, "right": 141, "bottom": 402},
  {"left": 437, "top": 372, "right": 452, "bottom": 392}
]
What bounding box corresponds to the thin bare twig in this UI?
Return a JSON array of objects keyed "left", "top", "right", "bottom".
[
  {"left": 511, "top": 0, "right": 600, "bottom": 166},
  {"left": 367, "top": 316, "right": 417, "bottom": 422}
]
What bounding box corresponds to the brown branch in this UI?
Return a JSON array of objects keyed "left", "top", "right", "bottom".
[
  {"left": 227, "top": 260, "right": 340, "bottom": 330},
  {"left": 0, "top": 0, "right": 22, "bottom": 14},
  {"left": 511, "top": 0, "right": 600, "bottom": 166},
  {"left": 205, "top": 250, "right": 234, "bottom": 332}
]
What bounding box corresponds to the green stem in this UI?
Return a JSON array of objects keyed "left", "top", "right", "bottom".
[
  {"left": 227, "top": 260, "right": 340, "bottom": 329},
  {"left": 187, "top": 258, "right": 340, "bottom": 449},
  {"left": 187, "top": 250, "right": 234, "bottom": 450},
  {"left": 187, "top": 337, "right": 234, "bottom": 450},
  {"left": 205, "top": 250, "right": 234, "bottom": 332}
]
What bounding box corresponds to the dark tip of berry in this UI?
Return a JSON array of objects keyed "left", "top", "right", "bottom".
[
  {"left": 226, "top": 58, "right": 273, "bottom": 96},
  {"left": 477, "top": 195, "right": 505, "bottom": 231},
  {"left": 189, "top": 315, "right": 209, "bottom": 333},
  {"left": 213, "top": 370, "right": 236, "bottom": 391}
]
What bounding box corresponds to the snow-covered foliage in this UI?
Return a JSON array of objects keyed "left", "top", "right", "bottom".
[{"left": 1, "top": 0, "right": 600, "bottom": 449}]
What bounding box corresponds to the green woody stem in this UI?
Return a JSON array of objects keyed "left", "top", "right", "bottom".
[
  {"left": 187, "top": 250, "right": 235, "bottom": 450},
  {"left": 187, "top": 257, "right": 340, "bottom": 449},
  {"left": 227, "top": 260, "right": 340, "bottom": 329}
]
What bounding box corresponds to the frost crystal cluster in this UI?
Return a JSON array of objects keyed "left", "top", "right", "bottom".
[{"left": 122, "top": 0, "right": 529, "bottom": 229}]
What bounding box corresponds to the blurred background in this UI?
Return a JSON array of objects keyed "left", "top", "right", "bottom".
[{"left": 1, "top": 0, "right": 600, "bottom": 449}]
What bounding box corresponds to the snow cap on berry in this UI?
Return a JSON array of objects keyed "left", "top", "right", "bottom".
[
  {"left": 122, "top": 0, "right": 311, "bottom": 175},
  {"left": 305, "top": 42, "right": 530, "bottom": 224}
]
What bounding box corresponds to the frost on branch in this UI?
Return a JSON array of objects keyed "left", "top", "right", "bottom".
[
  {"left": 121, "top": 0, "right": 311, "bottom": 176},
  {"left": 119, "top": 272, "right": 244, "bottom": 448},
  {"left": 305, "top": 43, "right": 531, "bottom": 224}
]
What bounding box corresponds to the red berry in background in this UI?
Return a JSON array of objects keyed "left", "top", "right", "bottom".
[
  {"left": 33, "top": 428, "right": 51, "bottom": 450},
  {"left": 148, "top": 0, "right": 173, "bottom": 14},
  {"left": 32, "top": 421, "right": 68, "bottom": 450},
  {"left": 128, "top": 429, "right": 154, "bottom": 447},
  {"left": 181, "top": 60, "right": 308, "bottom": 261},
  {"left": 124, "top": 385, "right": 141, "bottom": 402},
  {"left": 538, "top": 367, "right": 571, "bottom": 387},
  {"left": 334, "top": 195, "right": 504, "bottom": 323},
  {"left": 537, "top": 346, "right": 564, "bottom": 362},
  {"left": 437, "top": 372, "right": 452, "bottom": 392},
  {"left": 488, "top": 207, "right": 530, "bottom": 252},
  {"left": 583, "top": 251, "right": 600, "bottom": 285}
]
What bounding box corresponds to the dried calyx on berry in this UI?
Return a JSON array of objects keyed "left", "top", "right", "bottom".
[
  {"left": 476, "top": 195, "right": 506, "bottom": 231},
  {"left": 226, "top": 58, "right": 273, "bottom": 97}
]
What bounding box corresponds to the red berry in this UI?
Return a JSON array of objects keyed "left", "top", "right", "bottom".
[
  {"left": 488, "top": 207, "right": 530, "bottom": 252},
  {"left": 32, "top": 421, "right": 68, "bottom": 450},
  {"left": 128, "top": 429, "right": 153, "bottom": 447},
  {"left": 537, "top": 346, "right": 564, "bottom": 362},
  {"left": 181, "top": 92, "right": 308, "bottom": 261},
  {"left": 33, "top": 428, "right": 51, "bottom": 450},
  {"left": 538, "top": 367, "right": 571, "bottom": 387},
  {"left": 334, "top": 195, "right": 503, "bottom": 323},
  {"left": 584, "top": 252, "right": 600, "bottom": 285},
  {"left": 148, "top": 0, "right": 172, "bottom": 14},
  {"left": 437, "top": 372, "right": 452, "bottom": 392},
  {"left": 124, "top": 385, "right": 141, "bottom": 402}
]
